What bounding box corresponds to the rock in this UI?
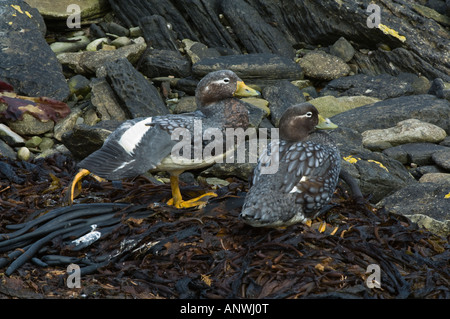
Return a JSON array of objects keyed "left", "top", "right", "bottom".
[
  {"left": 182, "top": 39, "right": 221, "bottom": 64},
  {"left": 57, "top": 38, "right": 147, "bottom": 76},
  {"left": 331, "top": 95, "right": 450, "bottom": 135},
  {"left": 329, "top": 127, "right": 416, "bottom": 203},
  {"left": 25, "top": 135, "right": 42, "bottom": 148},
  {"left": 432, "top": 148, "right": 450, "bottom": 171},
  {"left": 86, "top": 37, "right": 109, "bottom": 51},
  {"left": 173, "top": 96, "right": 197, "bottom": 114},
  {"left": 7, "top": 113, "right": 54, "bottom": 136},
  {"left": 110, "top": 36, "right": 132, "bottom": 48},
  {"left": 377, "top": 182, "right": 450, "bottom": 236},
  {"left": 382, "top": 143, "right": 449, "bottom": 165},
  {"left": 409, "top": 165, "right": 446, "bottom": 180},
  {"left": 262, "top": 80, "right": 305, "bottom": 127},
  {"left": 103, "top": 58, "right": 169, "bottom": 118},
  {"left": 90, "top": 23, "right": 107, "bottom": 38},
  {"left": 201, "top": 162, "right": 257, "bottom": 182},
  {"left": 321, "top": 73, "right": 415, "bottom": 99},
  {"left": 0, "top": 124, "right": 25, "bottom": 146},
  {"left": 68, "top": 75, "right": 91, "bottom": 97},
  {"left": 192, "top": 54, "right": 304, "bottom": 86},
  {"left": 140, "top": 50, "right": 192, "bottom": 78},
  {"left": 329, "top": 37, "right": 355, "bottom": 62},
  {"left": 17, "top": 146, "right": 31, "bottom": 161},
  {"left": 138, "top": 15, "right": 179, "bottom": 52},
  {"left": 90, "top": 78, "right": 128, "bottom": 121},
  {"left": 419, "top": 173, "right": 450, "bottom": 183},
  {"left": 50, "top": 36, "right": 91, "bottom": 54},
  {"left": 175, "top": 0, "right": 241, "bottom": 51},
  {"left": 298, "top": 50, "right": 350, "bottom": 81},
  {"left": 221, "top": 0, "right": 295, "bottom": 58},
  {"left": 24, "top": 0, "right": 109, "bottom": 20},
  {"left": 428, "top": 78, "right": 450, "bottom": 101},
  {"left": 62, "top": 121, "right": 120, "bottom": 160},
  {"left": 0, "top": 140, "right": 17, "bottom": 159},
  {"left": 362, "top": 119, "right": 447, "bottom": 151},
  {"left": 100, "top": 21, "right": 129, "bottom": 37},
  {"left": 39, "top": 137, "right": 54, "bottom": 151},
  {"left": 340, "top": 151, "right": 416, "bottom": 203},
  {"left": 54, "top": 107, "right": 84, "bottom": 141},
  {"left": 309, "top": 95, "right": 380, "bottom": 119},
  {"left": 0, "top": 1, "right": 70, "bottom": 100},
  {"left": 108, "top": 0, "right": 198, "bottom": 40}
]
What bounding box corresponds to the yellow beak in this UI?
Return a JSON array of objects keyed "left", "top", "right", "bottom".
[
  {"left": 316, "top": 115, "right": 338, "bottom": 129},
  {"left": 234, "top": 80, "right": 260, "bottom": 97}
]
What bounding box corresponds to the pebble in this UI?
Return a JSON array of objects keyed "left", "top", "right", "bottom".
[
  {"left": 298, "top": 50, "right": 350, "bottom": 81},
  {"left": 330, "top": 37, "right": 355, "bottom": 62},
  {"left": 86, "top": 38, "right": 109, "bottom": 51},
  {"left": 25, "top": 136, "right": 42, "bottom": 148},
  {"left": 17, "top": 147, "right": 31, "bottom": 161},
  {"left": 50, "top": 36, "right": 91, "bottom": 54}
]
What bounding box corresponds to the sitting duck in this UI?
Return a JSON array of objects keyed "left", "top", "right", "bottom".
[
  {"left": 240, "top": 103, "right": 341, "bottom": 227},
  {"left": 67, "top": 70, "right": 260, "bottom": 208}
]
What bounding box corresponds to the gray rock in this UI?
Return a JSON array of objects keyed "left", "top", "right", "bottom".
[
  {"left": 17, "top": 146, "right": 31, "bottom": 161},
  {"left": 432, "top": 148, "right": 450, "bottom": 171},
  {"left": 103, "top": 58, "right": 169, "bottom": 118},
  {"left": 309, "top": 95, "right": 380, "bottom": 119},
  {"left": 173, "top": 96, "right": 197, "bottom": 114},
  {"left": 50, "top": 36, "right": 91, "bottom": 54},
  {"left": 298, "top": 50, "right": 350, "bottom": 81},
  {"left": 54, "top": 107, "right": 84, "bottom": 141},
  {"left": 321, "top": 73, "right": 415, "bottom": 100},
  {"left": 101, "top": 22, "right": 130, "bottom": 37},
  {"left": 68, "top": 75, "right": 91, "bottom": 97},
  {"left": 25, "top": 0, "right": 109, "bottom": 20},
  {"left": 110, "top": 37, "right": 132, "bottom": 49},
  {"left": 339, "top": 150, "right": 416, "bottom": 204},
  {"left": 221, "top": 0, "right": 295, "bottom": 58},
  {"left": 39, "top": 137, "right": 54, "bottom": 151},
  {"left": 382, "top": 143, "right": 449, "bottom": 165},
  {"left": 25, "top": 136, "right": 42, "bottom": 148},
  {"left": 331, "top": 95, "right": 450, "bottom": 135},
  {"left": 139, "top": 15, "right": 179, "bottom": 52},
  {"left": 6, "top": 113, "right": 55, "bottom": 136},
  {"left": 140, "top": 49, "right": 192, "bottom": 78},
  {"left": 182, "top": 39, "right": 221, "bottom": 64},
  {"left": 62, "top": 122, "right": 120, "bottom": 160},
  {"left": 192, "top": 54, "right": 304, "bottom": 86},
  {"left": 90, "top": 78, "right": 128, "bottom": 121},
  {"left": 362, "top": 119, "right": 447, "bottom": 151},
  {"left": 0, "top": 1, "right": 70, "bottom": 100},
  {"left": 0, "top": 139, "right": 17, "bottom": 159},
  {"left": 330, "top": 37, "right": 355, "bottom": 62},
  {"left": 57, "top": 39, "right": 147, "bottom": 76},
  {"left": 0, "top": 124, "right": 25, "bottom": 146},
  {"left": 262, "top": 80, "right": 305, "bottom": 127},
  {"left": 377, "top": 182, "right": 450, "bottom": 236},
  {"left": 419, "top": 173, "right": 450, "bottom": 183},
  {"left": 428, "top": 78, "right": 450, "bottom": 101}
]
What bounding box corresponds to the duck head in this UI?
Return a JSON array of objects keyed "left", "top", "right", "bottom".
[
  {"left": 279, "top": 103, "right": 338, "bottom": 142},
  {"left": 195, "top": 70, "right": 259, "bottom": 107}
]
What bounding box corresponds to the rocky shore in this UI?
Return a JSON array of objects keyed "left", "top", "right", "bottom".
[{"left": 1, "top": 0, "right": 449, "bottom": 236}]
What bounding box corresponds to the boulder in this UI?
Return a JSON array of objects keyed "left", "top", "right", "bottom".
[
  {"left": 140, "top": 50, "right": 192, "bottom": 79},
  {"left": 382, "top": 143, "right": 449, "bottom": 165},
  {"left": 192, "top": 54, "right": 304, "bottom": 86},
  {"left": 362, "top": 119, "right": 447, "bottom": 151},
  {"left": 0, "top": 1, "right": 70, "bottom": 100},
  {"left": 57, "top": 38, "right": 147, "bottom": 76},
  {"left": 329, "top": 37, "right": 355, "bottom": 62},
  {"left": 138, "top": 15, "right": 179, "bottom": 52},
  {"left": 24, "top": 0, "right": 109, "bottom": 20},
  {"left": 331, "top": 95, "right": 450, "bottom": 135},
  {"left": 432, "top": 148, "right": 450, "bottom": 171},
  {"left": 298, "top": 50, "right": 350, "bottom": 81},
  {"left": 262, "top": 80, "right": 305, "bottom": 127},
  {"left": 320, "top": 74, "right": 415, "bottom": 100},
  {"left": 309, "top": 95, "right": 380, "bottom": 119},
  {"left": 377, "top": 182, "right": 450, "bottom": 236},
  {"left": 90, "top": 78, "right": 128, "bottom": 121},
  {"left": 103, "top": 58, "right": 169, "bottom": 118},
  {"left": 221, "top": 0, "right": 295, "bottom": 58}
]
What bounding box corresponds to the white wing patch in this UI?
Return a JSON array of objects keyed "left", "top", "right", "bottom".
[
  {"left": 289, "top": 176, "right": 308, "bottom": 194},
  {"left": 118, "top": 118, "right": 153, "bottom": 155}
]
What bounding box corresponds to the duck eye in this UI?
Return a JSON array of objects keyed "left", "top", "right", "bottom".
[
  {"left": 306, "top": 112, "right": 313, "bottom": 117},
  {"left": 223, "top": 78, "right": 230, "bottom": 83}
]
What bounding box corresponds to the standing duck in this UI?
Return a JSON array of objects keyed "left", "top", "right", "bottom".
[
  {"left": 67, "top": 70, "right": 259, "bottom": 208},
  {"left": 240, "top": 103, "right": 340, "bottom": 227}
]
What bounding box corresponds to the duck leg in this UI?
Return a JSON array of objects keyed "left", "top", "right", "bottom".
[
  {"left": 66, "top": 168, "right": 106, "bottom": 205},
  {"left": 166, "top": 173, "right": 217, "bottom": 209}
]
